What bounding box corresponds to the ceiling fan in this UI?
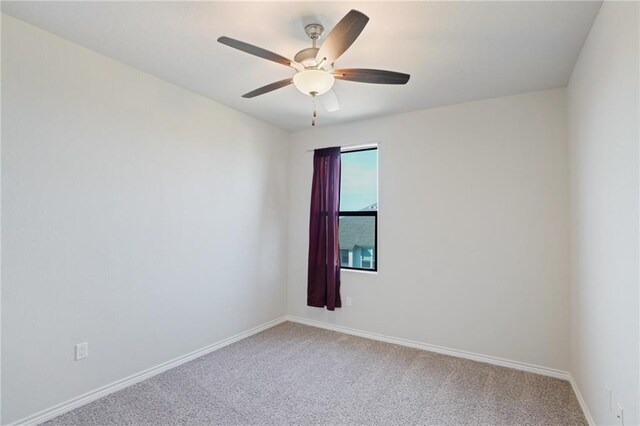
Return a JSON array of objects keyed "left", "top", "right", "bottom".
[{"left": 218, "top": 10, "right": 410, "bottom": 125}]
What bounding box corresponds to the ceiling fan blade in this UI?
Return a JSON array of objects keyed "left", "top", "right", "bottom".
[
  {"left": 242, "top": 78, "right": 293, "bottom": 98},
  {"left": 333, "top": 68, "right": 410, "bottom": 85},
  {"left": 218, "top": 36, "right": 301, "bottom": 69},
  {"left": 316, "top": 10, "right": 369, "bottom": 66},
  {"left": 319, "top": 89, "right": 340, "bottom": 112}
]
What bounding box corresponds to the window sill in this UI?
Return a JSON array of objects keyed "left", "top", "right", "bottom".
[{"left": 341, "top": 268, "right": 378, "bottom": 275}]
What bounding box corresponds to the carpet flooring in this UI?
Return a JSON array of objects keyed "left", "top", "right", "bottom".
[{"left": 46, "top": 322, "right": 586, "bottom": 425}]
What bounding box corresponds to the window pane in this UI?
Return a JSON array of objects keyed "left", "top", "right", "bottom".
[
  {"left": 339, "top": 215, "right": 376, "bottom": 270},
  {"left": 340, "top": 249, "right": 350, "bottom": 265},
  {"left": 340, "top": 149, "right": 378, "bottom": 212}
]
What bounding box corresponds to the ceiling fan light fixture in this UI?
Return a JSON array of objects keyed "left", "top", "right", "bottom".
[{"left": 293, "top": 69, "right": 335, "bottom": 96}]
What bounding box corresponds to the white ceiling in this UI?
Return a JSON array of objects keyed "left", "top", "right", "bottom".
[{"left": 2, "top": 1, "right": 602, "bottom": 131}]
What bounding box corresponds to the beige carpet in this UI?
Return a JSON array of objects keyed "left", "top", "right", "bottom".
[{"left": 46, "top": 322, "right": 586, "bottom": 425}]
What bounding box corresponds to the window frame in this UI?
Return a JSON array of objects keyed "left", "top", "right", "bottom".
[{"left": 339, "top": 146, "right": 378, "bottom": 272}]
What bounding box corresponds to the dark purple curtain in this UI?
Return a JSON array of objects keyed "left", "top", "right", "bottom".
[{"left": 307, "top": 147, "right": 342, "bottom": 311}]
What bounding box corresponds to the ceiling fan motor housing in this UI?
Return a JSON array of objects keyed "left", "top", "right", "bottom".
[{"left": 294, "top": 47, "right": 320, "bottom": 68}]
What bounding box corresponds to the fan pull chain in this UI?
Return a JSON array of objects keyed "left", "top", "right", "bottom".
[{"left": 311, "top": 95, "right": 318, "bottom": 127}]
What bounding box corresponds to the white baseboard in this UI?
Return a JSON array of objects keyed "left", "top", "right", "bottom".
[
  {"left": 286, "top": 315, "right": 571, "bottom": 381},
  {"left": 9, "top": 316, "right": 288, "bottom": 426},
  {"left": 569, "top": 374, "right": 596, "bottom": 426}
]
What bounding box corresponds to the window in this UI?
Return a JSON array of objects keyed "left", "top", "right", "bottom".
[{"left": 339, "top": 147, "right": 378, "bottom": 271}]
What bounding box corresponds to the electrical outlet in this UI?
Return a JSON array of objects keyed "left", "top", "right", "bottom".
[
  {"left": 606, "top": 386, "right": 612, "bottom": 411},
  {"left": 345, "top": 297, "right": 353, "bottom": 307},
  {"left": 75, "top": 342, "right": 88, "bottom": 361},
  {"left": 616, "top": 403, "right": 624, "bottom": 425}
]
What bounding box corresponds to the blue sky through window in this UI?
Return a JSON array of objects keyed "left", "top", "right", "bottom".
[{"left": 340, "top": 149, "right": 377, "bottom": 211}]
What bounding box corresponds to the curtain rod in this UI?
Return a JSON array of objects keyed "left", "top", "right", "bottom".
[{"left": 306, "top": 142, "right": 379, "bottom": 153}]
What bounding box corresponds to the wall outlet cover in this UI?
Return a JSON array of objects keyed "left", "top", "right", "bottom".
[{"left": 75, "top": 342, "right": 88, "bottom": 361}]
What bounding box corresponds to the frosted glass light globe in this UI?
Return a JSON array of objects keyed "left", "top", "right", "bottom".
[{"left": 293, "top": 70, "right": 335, "bottom": 96}]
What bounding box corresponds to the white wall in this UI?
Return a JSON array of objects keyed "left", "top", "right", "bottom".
[
  {"left": 287, "top": 88, "right": 570, "bottom": 371},
  {"left": 1, "top": 15, "right": 289, "bottom": 424},
  {"left": 0, "top": 13, "right": 3, "bottom": 425},
  {"left": 567, "top": 1, "right": 640, "bottom": 425}
]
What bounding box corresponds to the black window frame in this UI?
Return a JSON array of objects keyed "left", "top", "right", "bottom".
[{"left": 339, "top": 146, "right": 378, "bottom": 272}]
